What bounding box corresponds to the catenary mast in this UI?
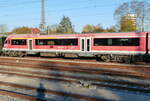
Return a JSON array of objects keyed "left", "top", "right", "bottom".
[{"left": 39, "top": 0, "right": 46, "bottom": 34}]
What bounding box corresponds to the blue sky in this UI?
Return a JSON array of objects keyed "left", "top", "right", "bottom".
[{"left": 0, "top": 0, "right": 147, "bottom": 32}]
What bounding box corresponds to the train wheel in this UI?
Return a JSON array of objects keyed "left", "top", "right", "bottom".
[
  {"left": 14, "top": 51, "right": 19, "bottom": 57},
  {"left": 1, "top": 52, "right": 5, "bottom": 56},
  {"left": 5, "top": 51, "right": 9, "bottom": 56},
  {"left": 116, "top": 57, "right": 123, "bottom": 63},
  {"left": 18, "top": 52, "right": 26, "bottom": 57},
  {"left": 123, "top": 57, "right": 132, "bottom": 64},
  {"left": 143, "top": 55, "right": 150, "bottom": 62},
  {"left": 125, "top": 59, "right": 131, "bottom": 64},
  {"left": 9, "top": 51, "right": 14, "bottom": 57},
  {"left": 101, "top": 55, "right": 111, "bottom": 62}
]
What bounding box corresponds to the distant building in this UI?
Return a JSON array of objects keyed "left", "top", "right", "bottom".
[
  {"left": 31, "top": 28, "right": 40, "bottom": 34},
  {"left": 122, "top": 14, "right": 137, "bottom": 26}
]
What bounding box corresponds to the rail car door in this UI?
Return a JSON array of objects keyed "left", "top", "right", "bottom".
[
  {"left": 80, "top": 37, "right": 91, "bottom": 52},
  {"left": 28, "top": 39, "right": 32, "bottom": 50}
]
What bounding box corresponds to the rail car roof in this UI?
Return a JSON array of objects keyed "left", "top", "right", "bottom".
[{"left": 6, "top": 32, "right": 148, "bottom": 40}]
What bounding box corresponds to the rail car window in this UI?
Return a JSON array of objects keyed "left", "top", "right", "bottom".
[
  {"left": 35, "top": 39, "right": 78, "bottom": 46},
  {"left": 12, "top": 39, "right": 27, "bottom": 45},
  {"left": 4, "top": 41, "right": 7, "bottom": 44},
  {"left": 94, "top": 38, "right": 139, "bottom": 46},
  {"left": 5, "top": 40, "right": 10, "bottom": 44}
]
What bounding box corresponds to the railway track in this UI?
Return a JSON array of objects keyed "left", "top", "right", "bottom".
[
  {"left": 0, "top": 81, "right": 112, "bottom": 101},
  {"left": 0, "top": 67, "right": 149, "bottom": 87},
  {"left": 0, "top": 56, "right": 150, "bottom": 100},
  {"left": 0, "top": 89, "right": 47, "bottom": 101},
  {"left": 0, "top": 67, "right": 150, "bottom": 93},
  {"left": 1, "top": 56, "right": 150, "bottom": 72},
  {"left": 0, "top": 57, "right": 149, "bottom": 80}
]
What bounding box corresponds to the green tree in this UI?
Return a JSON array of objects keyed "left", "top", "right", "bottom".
[
  {"left": 82, "top": 24, "right": 105, "bottom": 33},
  {"left": 57, "top": 16, "right": 74, "bottom": 34},
  {"left": 120, "top": 17, "right": 137, "bottom": 32},
  {"left": 12, "top": 26, "right": 31, "bottom": 34}
]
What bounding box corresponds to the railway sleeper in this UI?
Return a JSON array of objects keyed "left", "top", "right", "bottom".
[{"left": 0, "top": 89, "right": 47, "bottom": 101}]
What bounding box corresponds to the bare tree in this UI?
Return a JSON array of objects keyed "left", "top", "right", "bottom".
[
  {"left": 114, "top": 0, "right": 150, "bottom": 32},
  {"left": 0, "top": 24, "right": 8, "bottom": 34},
  {"left": 47, "top": 24, "right": 59, "bottom": 34}
]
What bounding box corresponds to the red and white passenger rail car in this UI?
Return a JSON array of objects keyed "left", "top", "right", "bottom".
[{"left": 2, "top": 32, "right": 150, "bottom": 63}]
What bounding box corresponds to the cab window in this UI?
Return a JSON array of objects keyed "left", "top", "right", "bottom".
[{"left": 11, "top": 39, "right": 27, "bottom": 45}]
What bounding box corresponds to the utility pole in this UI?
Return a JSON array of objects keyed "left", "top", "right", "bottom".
[
  {"left": 39, "top": 0, "right": 47, "bottom": 34},
  {"left": 141, "top": 1, "right": 145, "bottom": 32}
]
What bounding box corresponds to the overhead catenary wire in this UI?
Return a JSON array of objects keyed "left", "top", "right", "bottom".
[
  {"left": 0, "top": 0, "right": 118, "bottom": 17},
  {"left": 0, "top": 0, "right": 123, "bottom": 31},
  {"left": 48, "top": 3, "right": 118, "bottom": 12}
]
